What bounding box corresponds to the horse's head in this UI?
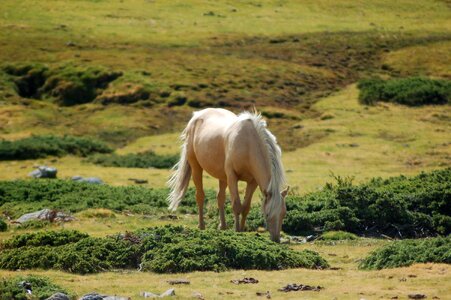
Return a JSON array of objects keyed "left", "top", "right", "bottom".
[{"left": 263, "top": 187, "right": 289, "bottom": 243}]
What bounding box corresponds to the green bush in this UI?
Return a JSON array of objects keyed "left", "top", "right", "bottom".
[
  {"left": 86, "top": 150, "right": 179, "bottom": 169},
  {"left": 0, "top": 180, "right": 211, "bottom": 218},
  {"left": 359, "top": 237, "right": 451, "bottom": 270},
  {"left": 357, "top": 77, "right": 450, "bottom": 106},
  {"left": 138, "top": 226, "right": 328, "bottom": 273},
  {"left": 0, "top": 218, "right": 7, "bottom": 232},
  {"left": 4, "top": 63, "right": 122, "bottom": 106},
  {"left": 0, "top": 226, "right": 328, "bottom": 274},
  {"left": 17, "top": 219, "right": 52, "bottom": 230},
  {"left": 1, "top": 230, "right": 88, "bottom": 249},
  {"left": 0, "top": 135, "right": 112, "bottom": 160},
  {"left": 243, "top": 168, "right": 450, "bottom": 238},
  {"left": 0, "top": 275, "right": 72, "bottom": 300}
]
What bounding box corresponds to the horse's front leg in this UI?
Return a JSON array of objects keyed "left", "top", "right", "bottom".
[
  {"left": 217, "top": 180, "right": 227, "bottom": 230},
  {"left": 240, "top": 181, "right": 257, "bottom": 231},
  {"left": 191, "top": 163, "right": 205, "bottom": 230},
  {"left": 227, "top": 172, "right": 242, "bottom": 232}
]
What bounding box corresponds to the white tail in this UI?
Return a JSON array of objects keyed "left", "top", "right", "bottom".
[{"left": 167, "top": 122, "right": 193, "bottom": 211}]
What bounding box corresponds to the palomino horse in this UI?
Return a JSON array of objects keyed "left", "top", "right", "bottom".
[{"left": 167, "top": 108, "right": 288, "bottom": 242}]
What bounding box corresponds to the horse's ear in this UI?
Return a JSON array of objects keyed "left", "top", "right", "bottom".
[{"left": 281, "top": 186, "right": 290, "bottom": 198}]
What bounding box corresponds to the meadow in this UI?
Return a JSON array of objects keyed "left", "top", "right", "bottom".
[{"left": 0, "top": 0, "right": 450, "bottom": 299}]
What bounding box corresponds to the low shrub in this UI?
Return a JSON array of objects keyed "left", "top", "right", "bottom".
[
  {"left": 0, "top": 135, "right": 112, "bottom": 160},
  {"left": 17, "top": 219, "right": 51, "bottom": 230},
  {"left": 0, "top": 275, "right": 72, "bottom": 300},
  {"left": 359, "top": 237, "right": 451, "bottom": 269},
  {"left": 86, "top": 150, "right": 179, "bottom": 169},
  {"left": 138, "top": 226, "right": 328, "bottom": 273},
  {"left": 0, "top": 226, "right": 328, "bottom": 274},
  {"left": 0, "top": 218, "right": 7, "bottom": 232},
  {"left": 1, "top": 230, "right": 88, "bottom": 249},
  {"left": 0, "top": 180, "right": 210, "bottom": 217},
  {"left": 244, "top": 168, "right": 450, "bottom": 238},
  {"left": 357, "top": 77, "right": 450, "bottom": 106},
  {"left": 4, "top": 63, "right": 122, "bottom": 106}
]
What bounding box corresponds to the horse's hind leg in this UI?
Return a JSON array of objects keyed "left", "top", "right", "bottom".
[
  {"left": 191, "top": 161, "right": 206, "bottom": 230},
  {"left": 240, "top": 180, "right": 257, "bottom": 231},
  {"left": 226, "top": 172, "right": 242, "bottom": 232},
  {"left": 217, "top": 180, "right": 227, "bottom": 230}
]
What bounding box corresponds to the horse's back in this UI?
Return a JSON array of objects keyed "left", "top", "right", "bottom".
[{"left": 188, "top": 108, "right": 237, "bottom": 180}]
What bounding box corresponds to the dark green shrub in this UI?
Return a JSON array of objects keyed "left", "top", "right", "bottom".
[
  {"left": 0, "top": 135, "right": 112, "bottom": 160},
  {"left": 0, "top": 275, "right": 72, "bottom": 300},
  {"left": 0, "top": 226, "right": 328, "bottom": 274},
  {"left": 0, "top": 180, "right": 209, "bottom": 217},
  {"left": 140, "top": 227, "right": 328, "bottom": 273},
  {"left": 1, "top": 230, "right": 88, "bottom": 249},
  {"left": 0, "top": 218, "right": 6, "bottom": 232},
  {"left": 4, "top": 63, "right": 122, "bottom": 106},
  {"left": 357, "top": 77, "right": 450, "bottom": 106},
  {"left": 17, "top": 219, "right": 51, "bottom": 230},
  {"left": 359, "top": 237, "right": 451, "bottom": 269},
  {"left": 243, "top": 168, "right": 451, "bottom": 237},
  {"left": 86, "top": 150, "right": 179, "bottom": 169}
]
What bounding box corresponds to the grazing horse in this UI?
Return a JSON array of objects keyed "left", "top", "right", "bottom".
[{"left": 167, "top": 108, "right": 288, "bottom": 242}]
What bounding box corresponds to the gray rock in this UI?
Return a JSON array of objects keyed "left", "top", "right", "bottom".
[
  {"left": 79, "top": 293, "right": 104, "bottom": 300},
  {"left": 79, "top": 293, "right": 130, "bottom": 300},
  {"left": 46, "top": 292, "right": 70, "bottom": 300},
  {"left": 140, "top": 288, "right": 175, "bottom": 298},
  {"left": 72, "top": 176, "right": 103, "bottom": 184},
  {"left": 16, "top": 209, "right": 73, "bottom": 223},
  {"left": 160, "top": 289, "right": 175, "bottom": 297},
  {"left": 29, "top": 166, "right": 57, "bottom": 178}
]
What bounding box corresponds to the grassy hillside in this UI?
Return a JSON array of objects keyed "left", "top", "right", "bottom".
[{"left": 0, "top": 0, "right": 450, "bottom": 299}]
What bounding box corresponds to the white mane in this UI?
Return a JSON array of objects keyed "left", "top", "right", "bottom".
[{"left": 237, "top": 112, "right": 286, "bottom": 217}]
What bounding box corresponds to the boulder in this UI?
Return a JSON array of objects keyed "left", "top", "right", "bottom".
[
  {"left": 29, "top": 166, "right": 57, "bottom": 178},
  {"left": 16, "top": 208, "right": 73, "bottom": 223},
  {"left": 72, "top": 176, "right": 103, "bottom": 184},
  {"left": 46, "top": 293, "right": 70, "bottom": 300}
]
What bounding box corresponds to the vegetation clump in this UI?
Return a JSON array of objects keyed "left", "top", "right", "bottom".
[
  {"left": 0, "top": 226, "right": 328, "bottom": 274},
  {"left": 86, "top": 150, "right": 179, "bottom": 169},
  {"left": 0, "top": 275, "right": 72, "bottom": 300},
  {"left": 0, "top": 180, "right": 208, "bottom": 218},
  {"left": 244, "top": 168, "right": 450, "bottom": 238},
  {"left": 0, "top": 218, "right": 7, "bottom": 232},
  {"left": 357, "top": 77, "right": 450, "bottom": 106},
  {"left": 4, "top": 63, "right": 122, "bottom": 106},
  {"left": 359, "top": 236, "right": 451, "bottom": 269},
  {"left": 0, "top": 135, "right": 112, "bottom": 160}
]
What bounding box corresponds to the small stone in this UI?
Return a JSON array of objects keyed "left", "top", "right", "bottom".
[
  {"left": 160, "top": 288, "right": 175, "bottom": 297},
  {"left": 192, "top": 291, "right": 204, "bottom": 299},
  {"left": 45, "top": 293, "right": 70, "bottom": 300},
  {"left": 79, "top": 293, "right": 104, "bottom": 300}
]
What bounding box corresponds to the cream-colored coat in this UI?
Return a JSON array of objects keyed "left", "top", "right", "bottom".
[{"left": 168, "top": 108, "right": 287, "bottom": 242}]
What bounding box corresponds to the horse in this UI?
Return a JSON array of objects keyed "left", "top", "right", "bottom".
[{"left": 167, "top": 108, "right": 288, "bottom": 242}]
